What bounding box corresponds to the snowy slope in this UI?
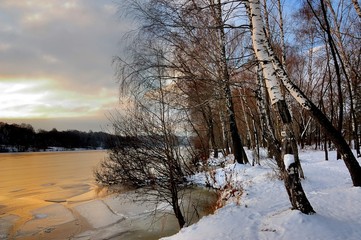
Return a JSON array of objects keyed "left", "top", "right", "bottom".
[{"left": 162, "top": 150, "right": 361, "bottom": 240}]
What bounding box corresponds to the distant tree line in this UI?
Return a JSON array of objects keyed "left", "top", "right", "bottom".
[{"left": 0, "top": 122, "right": 116, "bottom": 152}]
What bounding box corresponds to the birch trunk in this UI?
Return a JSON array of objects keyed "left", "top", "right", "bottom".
[
  {"left": 239, "top": 89, "right": 252, "bottom": 149},
  {"left": 246, "top": 0, "right": 315, "bottom": 214},
  {"left": 220, "top": 109, "right": 230, "bottom": 155},
  {"left": 319, "top": 0, "right": 344, "bottom": 160},
  {"left": 282, "top": 133, "right": 315, "bottom": 214},
  {"left": 256, "top": 64, "right": 282, "bottom": 166},
  {"left": 276, "top": 0, "right": 303, "bottom": 177},
  {"left": 249, "top": 0, "right": 361, "bottom": 186},
  {"left": 262, "top": 0, "right": 271, "bottom": 38}
]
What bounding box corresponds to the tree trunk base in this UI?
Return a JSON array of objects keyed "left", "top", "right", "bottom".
[{"left": 284, "top": 163, "right": 315, "bottom": 215}]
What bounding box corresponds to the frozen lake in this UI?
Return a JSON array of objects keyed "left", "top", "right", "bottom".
[
  {"left": 0, "top": 151, "right": 105, "bottom": 206},
  {"left": 0, "top": 151, "right": 106, "bottom": 239},
  {"left": 0, "top": 151, "right": 216, "bottom": 239}
]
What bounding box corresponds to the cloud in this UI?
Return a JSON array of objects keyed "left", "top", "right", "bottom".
[
  {"left": 0, "top": 0, "right": 133, "bottom": 130},
  {"left": 0, "top": 78, "right": 118, "bottom": 119},
  {"left": 0, "top": 0, "right": 133, "bottom": 86},
  {"left": 0, "top": 42, "right": 12, "bottom": 51}
]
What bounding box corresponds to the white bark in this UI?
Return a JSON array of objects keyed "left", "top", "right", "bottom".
[
  {"left": 266, "top": 41, "right": 312, "bottom": 110},
  {"left": 247, "top": 0, "right": 284, "bottom": 105},
  {"left": 247, "top": 0, "right": 312, "bottom": 110},
  {"left": 277, "top": 0, "right": 286, "bottom": 64}
]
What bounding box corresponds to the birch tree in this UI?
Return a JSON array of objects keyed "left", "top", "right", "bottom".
[
  {"left": 244, "top": 0, "right": 361, "bottom": 187},
  {"left": 245, "top": 0, "right": 315, "bottom": 214}
]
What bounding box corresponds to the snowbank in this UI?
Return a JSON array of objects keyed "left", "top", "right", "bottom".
[{"left": 163, "top": 150, "right": 361, "bottom": 240}]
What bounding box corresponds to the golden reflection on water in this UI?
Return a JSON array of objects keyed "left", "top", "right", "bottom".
[{"left": 0, "top": 151, "right": 106, "bottom": 214}]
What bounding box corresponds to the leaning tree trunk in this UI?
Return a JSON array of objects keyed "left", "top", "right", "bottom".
[
  {"left": 171, "top": 186, "right": 186, "bottom": 228},
  {"left": 246, "top": 0, "right": 315, "bottom": 214},
  {"left": 168, "top": 159, "right": 186, "bottom": 228},
  {"left": 260, "top": 2, "right": 361, "bottom": 186},
  {"left": 282, "top": 131, "right": 315, "bottom": 214}
]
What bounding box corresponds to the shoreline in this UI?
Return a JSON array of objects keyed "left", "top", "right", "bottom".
[{"left": 0, "top": 148, "right": 107, "bottom": 154}]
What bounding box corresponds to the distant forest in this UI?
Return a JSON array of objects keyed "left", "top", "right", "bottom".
[{"left": 0, "top": 122, "right": 116, "bottom": 152}]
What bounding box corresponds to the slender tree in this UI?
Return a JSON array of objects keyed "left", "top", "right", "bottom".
[
  {"left": 210, "top": 0, "right": 248, "bottom": 164},
  {"left": 245, "top": 0, "right": 315, "bottom": 214},
  {"left": 244, "top": 0, "right": 361, "bottom": 187}
]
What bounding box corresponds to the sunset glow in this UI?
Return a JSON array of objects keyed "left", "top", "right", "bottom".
[
  {"left": 0, "top": 0, "right": 133, "bottom": 131},
  {"left": 0, "top": 77, "right": 118, "bottom": 121}
]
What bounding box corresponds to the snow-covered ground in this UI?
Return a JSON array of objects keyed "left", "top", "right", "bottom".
[{"left": 163, "top": 149, "right": 361, "bottom": 240}]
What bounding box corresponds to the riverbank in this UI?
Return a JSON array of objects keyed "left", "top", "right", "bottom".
[{"left": 0, "top": 146, "right": 106, "bottom": 153}]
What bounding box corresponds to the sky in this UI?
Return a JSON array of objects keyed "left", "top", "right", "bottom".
[{"left": 0, "top": 0, "right": 133, "bottom": 132}]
